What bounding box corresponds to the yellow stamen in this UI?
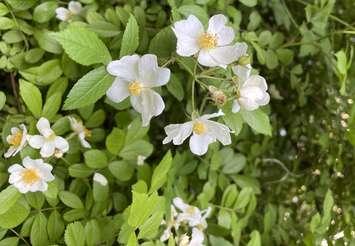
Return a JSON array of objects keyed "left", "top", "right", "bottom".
[
  {"left": 198, "top": 33, "right": 217, "bottom": 49},
  {"left": 47, "top": 133, "right": 57, "bottom": 141},
  {"left": 187, "top": 206, "right": 197, "bottom": 215},
  {"left": 84, "top": 128, "right": 91, "bottom": 138},
  {"left": 193, "top": 121, "right": 207, "bottom": 135},
  {"left": 9, "top": 131, "right": 23, "bottom": 147},
  {"left": 22, "top": 169, "right": 40, "bottom": 184},
  {"left": 128, "top": 81, "right": 142, "bottom": 96}
]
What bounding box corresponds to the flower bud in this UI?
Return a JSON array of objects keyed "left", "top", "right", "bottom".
[
  {"left": 208, "top": 86, "right": 227, "bottom": 106},
  {"left": 238, "top": 55, "right": 251, "bottom": 66}
]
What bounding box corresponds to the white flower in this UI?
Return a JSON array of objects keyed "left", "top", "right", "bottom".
[
  {"left": 55, "top": 1, "right": 82, "bottom": 21},
  {"left": 232, "top": 65, "right": 270, "bottom": 113},
  {"left": 4, "top": 124, "right": 28, "bottom": 158},
  {"left": 106, "top": 54, "right": 171, "bottom": 126},
  {"left": 68, "top": 116, "right": 91, "bottom": 148},
  {"left": 189, "top": 228, "right": 205, "bottom": 246},
  {"left": 172, "top": 197, "right": 211, "bottom": 229},
  {"left": 8, "top": 156, "right": 55, "bottom": 193},
  {"left": 137, "top": 155, "right": 147, "bottom": 166},
  {"left": 93, "top": 173, "right": 108, "bottom": 186},
  {"left": 28, "top": 117, "right": 69, "bottom": 158},
  {"left": 172, "top": 14, "right": 246, "bottom": 68},
  {"left": 163, "top": 112, "right": 231, "bottom": 156},
  {"left": 160, "top": 205, "right": 180, "bottom": 242}
]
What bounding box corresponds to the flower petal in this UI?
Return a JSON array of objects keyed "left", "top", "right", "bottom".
[
  {"left": 138, "top": 54, "right": 171, "bottom": 87},
  {"left": 197, "top": 50, "right": 219, "bottom": 67},
  {"left": 176, "top": 35, "right": 200, "bottom": 57},
  {"left": 200, "top": 110, "right": 224, "bottom": 120},
  {"left": 8, "top": 164, "right": 23, "bottom": 174},
  {"left": 216, "top": 26, "right": 235, "bottom": 46},
  {"left": 189, "top": 133, "right": 214, "bottom": 155},
  {"left": 55, "top": 7, "right": 70, "bottom": 21},
  {"left": 244, "top": 75, "right": 268, "bottom": 91},
  {"left": 208, "top": 45, "right": 240, "bottom": 67},
  {"left": 40, "top": 142, "right": 56, "bottom": 158},
  {"left": 232, "top": 64, "right": 252, "bottom": 82},
  {"left": 163, "top": 122, "right": 193, "bottom": 145},
  {"left": 207, "top": 14, "right": 228, "bottom": 34},
  {"left": 28, "top": 135, "right": 45, "bottom": 149},
  {"left": 173, "top": 15, "right": 204, "bottom": 40},
  {"left": 55, "top": 137, "right": 69, "bottom": 152},
  {"left": 238, "top": 97, "right": 259, "bottom": 111},
  {"left": 68, "top": 1, "right": 82, "bottom": 14},
  {"left": 130, "top": 89, "right": 165, "bottom": 126},
  {"left": 106, "top": 55, "right": 140, "bottom": 80},
  {"left": 205, "top": 120, "right": 231, "bottom": 145},
  {"left": 10, "top": 127, "right": 19, "bottom": 135},
  {"left": 173, "top": 197, "right": 189, "bottom": 212},
  {"left": 4, "top": 146, "right": 17, "bottom": 158},
  {"left": 79, "top": 133, "right": 91, "bottom": 148},
  {"left": 106, "top": 78, "right": 130, "bottom": 103},
  {"left": 37, "top": 117, "right": 53, "bottom": 138},
  {"left": 232, "top": 100, "right": 241, "bottom": 113},
  {"left": 190, "top": 228, "right": 205, "bottom": 246}
]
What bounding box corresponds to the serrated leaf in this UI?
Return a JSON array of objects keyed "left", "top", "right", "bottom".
[
  {"left": 59, "top": 191, "right": 84, "bottom": 209},
  {"left": 19, "top": 79, "right": 42, "bottom": 118},
  {"left": 149, "top": 27, "right": 176, "bottom": 58},
  {"left": 149, "top": 151, "right": 172, "bottom": 193},
  {"left": 30, "top": 212, "right": 48, "bottom": 246},
  {"left": 42, "top": 92, "right": 62, "bottom": 120},
  {"left": 55, "top": 26, "right": 111, "bottom": 65},
  {"left": 64, "top": 222, "right": 85, "bottom": 246},
  {"left": 106, "top": 128, "right": 125, "bottom": 155},
  {"left": 120, "top": 15, "right": 139, "bottom": 57},
  {"left": 63, "top": 66, "right": 114, "bottom": 110},
  {"left": 0, "top": 198, "right": 30, "bottom": 229},
  {"left": 241, "top": 109, "right": 272, "bottom": 135},
  {"left": 47, "top": 210, "right": 65, "bottom": 243},
  {"left": 0, "top": 186, "right": 21, "bottom": 215}
]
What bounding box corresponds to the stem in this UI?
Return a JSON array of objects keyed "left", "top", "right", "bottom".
[
  {"left": 191, "top": 60, "right": 198, "bottom": 112},
  {"left": 10, "top": 229, "right": 30, "bottom": 246},
  {"left": 162, "top": 57, "right": 175, "bottom": 67},
  {"left": 10, "top": 72, "right": 21, "bottom": 112}
]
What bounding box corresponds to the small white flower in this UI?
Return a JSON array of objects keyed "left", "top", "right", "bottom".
[
  {"left": 172, "top": 14, "right": 246, "bottom": 68},
  {"left": 160, "top": 205, "right": 180, "bottom": 242},
  {"left": 4, "top": 124, "right": 28, "bottom": 158},
  {"left": 333, "top": 231, "right": 344, "bottom": 240},
  {"left": 106, "top": 54, "right": 171, "bottom": 126},
  {"left": 28, "top": 117, "right": 69, "bottom": 158},
  {"left": 68, "top": 116, "right": 91, "bottom": 148},
  {"left": 321, "top": 239, "right": 328, "bottom": 246},
  {"left": 55, "top": 1, "right": 82, "bottom": 21},
  {"left": 8, "top": 156, "right": 55, "bottom": 193},
  {"left": 178, "top": 234, "right": 190, "bottom": 246},
  {"left": 163, "top": 112, "right": 231, "bottom": 156},
  {"left": 172, "top": 197, "right": 211, "bottom": 228},
  {"left": 137, "top": 155, "right": 147, "bottom": 166},
  {"left": 93, "top": 173, "right": 108, "bottom": 186},
  {"left": 189, "top": 228, "right": 205, "bottom": 246},
  {"left": 279, "top": 128, "right": 287, "bottom": 137},
  {"left": 232, "top": 65, "right": 270, "bottom": 113}
]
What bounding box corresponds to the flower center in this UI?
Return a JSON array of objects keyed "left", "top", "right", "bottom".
[
  {"left": 9, "top": 131, "right": 23, "bottom": 147},
  {"left": 128, "top": 81, "right": 142, "bottom": 96},
  {"left": 21, "top": 168, "right": 40, "bottom": 184},
  {"left": 193, "top": 121, "right": 207, "bottom": 135},
  {"left": 47, "top": 133, "right": 57, "bottom": 141},
  {"left": 84, "top": 128, "right": 91, "bottom": 138},
  {"left": 198, "top": 33, "right": 217, "bottom": 49}
]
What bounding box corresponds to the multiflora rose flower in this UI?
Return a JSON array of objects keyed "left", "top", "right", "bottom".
[
  {"left": 172, "top": 14, "right": 247, "bottom": 68},
  {"left": 163, "top": 112, "right": 231, "bottom": 156},
  {"left": 8, "top": 156, "right": 55, "bottom": 193},
  {"left": 55, "top": 1, "right": 82, "bottom": 21},
  {"left": 106, "top": 54, "right": 171, "bottom": 126},
  {"left": 232, "top": 64, "right": 270, "bottom": 113},
  {"left": 28, "top": 117, "right": 69, "bottom": 158},
  {"left": 68, "top": 116, "right": 91, "bottom": 148},
  {"left": 4, "top": 124, "right": 28, "bottom": 158}
]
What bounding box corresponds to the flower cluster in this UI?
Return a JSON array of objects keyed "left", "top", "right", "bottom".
[
  {"left": 4, "top": 116, "right": 91, "bottom": 193},
  {"left": 160, "top": 197, "right": 211, "bottom": 245},
  {"left": 55, "top": 1, "right": 82, "bottom": 22}
]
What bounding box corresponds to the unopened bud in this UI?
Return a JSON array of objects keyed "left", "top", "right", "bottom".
[{"left": 238, "top": 55, "right": 251, "bottom": 66}]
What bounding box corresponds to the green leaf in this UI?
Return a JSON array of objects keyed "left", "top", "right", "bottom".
[
  {"left": 247, "top": 230, "right": 261, "bottom": 246},
  {"left": 149, "top": 27, "right": 176, "bottom": 58},
  {"left": 120, "top": 14, "right": 139, "bottom": 57},
  {"left": 241, "top": 109, "right": 272, "bottom": 135},
  {"left": 109, "top": 161, "right": 134, "bottom": 182},
  {"left": 223, "top": 113, "right": 243, "bottom": 136},
  {"left": 166, "top": 74, "right": 184, "bottom": 101},
  {"left": 0, "top": 198, "right": 30, "bottom": 229},
  {"left": 149, "top": 151, "right": 172, "bottom": 193},
  {"left": 55, "top": 26, "right": 111, "bottom": 66},
  {"left": 106, "top": 128, "right": 125, "bottom": 155},
  {"left": 25, "top": 192, "right": 45, "bottom": 209},
  {"left": 63, "top": 66, "right": 114, "bottom": 110},
  {"left": 84, "top": 149, "right": 108, "bottom": 169},
  {"left": 30, "top": 212, "right": 48, "bottom": 246},
  {"left": 265, "top": 49, "right": 279, "bottom": 69},
  {"left": 47, "top": 210, "right": 65, "bottom": 243},
  {"left": 34, "top": 29, "right": 62, "bottom": 54},
  {"left": 0, "top": 17, "right": 14, "bottom": 30},
  {"left": 0, "top": 91, "right": 6, "bottom": 110},
  {"left": 20, "top": 59, "right": 63, "bottom": 85},
  {"left": 119, "top": 140, "right": 153, "bottom": 161},
  {"left": 19, "top": 79, "right": 42, "bottom": 118},
  {"left": 85, "top": 220, "right": 101, "bottom": 246},
  {"left": 234, "top": 187, "right": 253, "bottom": 211},
  {"left": 138, "top": 211, "right": 164, "bottom": 239},
  {"left": 240, "top": 0, "right": 257, "bottom": 7},
  {"left": 68, "top": 164, "right": 94, "bottom": 178},
  {"left": 0, "top": 3, "right": 9, "bottom": 16},
  {"left": 59, "top": 191, "right": 84, "bottom": 209},
  {"left": 42, "top": 92, "right": 62, "bottom": 120},
  {"left": 33, "top": 1, "right": 57, "bottom": 23},
  {"left": 0, "top": 237, "right": 18, "bottom": 246},
  {"left": 178, "top": 5, "right": 209, "bottom": 24},
  {"left": 64, "top": 222, "right": 85, "bottom": 246},
  {"left": 7, "top": 0, "right": 37, "bottom": 11},
  {"left": 0, "top": 186, "right": 21, "bottom": 215}
]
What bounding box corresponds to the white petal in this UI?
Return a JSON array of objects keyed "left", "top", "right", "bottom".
[
  {"left": 106, "top": 55, "right": 139, "bottom": 80},
  {"left": 238, "top": 97, "right": 259, "bottom": 111},
  {"left": 257, "top": 92, "right": 270, "bottom": 106},
  {"left": 216, "top": 26, "right": 235, "bottom": 46},
  {"left": 232, "top": 64, "right": 252, "bottom": 82},
  {"left": 232, "top": 100, "right": 241, "bottom": 113},
  {"left": 163, "top": 122, "right": 193, "bottom": 145},
  {"left": 68, "top": 1, "right": 82, "bottom": 14},
  {"left": 93, "top": 173, "right": 108, "bottom": 186},
  {"left": 10, "top": 127, "right": 20, "bottom": 135},
  {"left": 4, "top": 146, "right": 17, "bottom": 158},
  {"left": 16, "top": 183, "right": 29, "bottom": 194},
  {"left": 175, "top": 35, "right": 200, "bottom": 57},
  {"left": 36, "top": 181, "right": 49, "bottom": 192},
  {"left": 189, "top": 134, "right": 214, "bottom": 156},
  {"left": 138, "top": 54, "right": 171, "bottom": 87},
  {"left": 9, "top": 173, "right": 23, "bottom": 184},
  {"left": 173, "top": 197, "right": 189, "bottom": 212},
  {"left": 130, "top": 89, "right": 165, "bottom": 126},
  {"left": 207, "top": 14, "right": 228, "bottom": 34},
  {"left": 55, "top": 7, "right": 70, "bottom": 21},
  {"left": 205, "top": 120, "right": 231, "bottom": 145},
  {"left": 37, "top": 117, "right": 53, "bottom": 138},
  {"left": 40, "top": 142, "right": 56, "bottom": 158},
  {"left": 79, "top": 133, "right": 91, "bottom": 148},
  {"left": 189, "top": 228, "right": 205, "bottom": 246},
  {"left": 28, "top": 135, "right": 45, "bottom": 149},
  {"left": 200, "top": 110, "right": 224, "bottom": 120},
  {"left": 8, "top": 164, "right": 24, "bottom": 174},
  {"left": 106, "top": 78, "right": 130, "bottom": 103},
  {"left": 208, "top": 45, "right": 240, "bottom": 67},
  {"left": 22, "top": 156, "right": 34, "bottom": 169},
  {"left": 173, "top": 15, "right": 204, "bottom": 40},
  {"left": 54, "top": 137, "right": 69, "bottom": 152},
  {"left": 244, "top": 75, "right": 268, "bottom": 91},
  {"left": 197, "top": 50, "right": 219, "bottom": 67},
  {"left": 235, "top": 42, "right": 249, "bottom": 58}
]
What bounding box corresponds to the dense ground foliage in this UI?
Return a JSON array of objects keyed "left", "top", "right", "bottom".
[{"left": 0, "top": 0, "right": 354, "bottom": 245}]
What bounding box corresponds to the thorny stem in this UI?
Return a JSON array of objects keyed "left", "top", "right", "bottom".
[{"left": 10, "top": 229, "right": 30, "bottom": 246}]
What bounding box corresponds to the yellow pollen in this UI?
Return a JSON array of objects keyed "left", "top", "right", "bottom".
[
  {"left": 198, "top": 33, "right": 217, "bottom": 49},
  {"left": 84, "top": 128, "right": 91, "bottom": 138},
  {"left": 128, "top": 81, "right": 142, "bottom": 96},
  {"left": 47, "top": 133, "right": 57, "bottom": 141},
  {"left": 193, "top": 121, "right": 207, "bottom": 135},
  {"left": 9, "top": 131, "right": 23, "bottom": 147},
  {"left": 21, "top": 169, "right": 40, "bottom": 184},
  {"left": 187, "top": 206, "right": 197, "bottom": 215}
]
